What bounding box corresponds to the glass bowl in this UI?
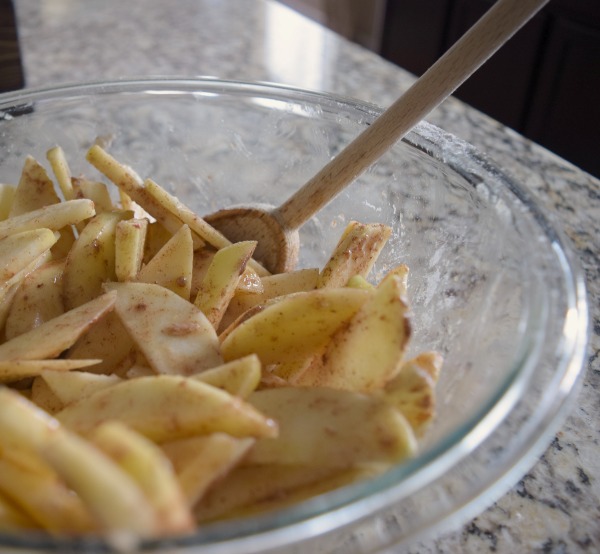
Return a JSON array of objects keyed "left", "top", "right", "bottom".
[{"left": 0, "top": 78, "right": 588, "bottom": 553}]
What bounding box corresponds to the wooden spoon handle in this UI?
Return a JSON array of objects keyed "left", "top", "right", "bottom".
[{"left": 275, "top": 0, "right": 549, "bottom": 231}]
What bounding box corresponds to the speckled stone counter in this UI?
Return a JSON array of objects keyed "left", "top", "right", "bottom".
[{"left": 11, "top": 0, "right": 600, "bottom": 552}]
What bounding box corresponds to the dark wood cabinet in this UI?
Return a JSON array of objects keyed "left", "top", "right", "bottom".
[
  {"left": 525, "top": 12, "right": 600, "bottom": 175},
  {"left": 0, "top": 0, "right": 24, "bottom": 92},
  {"left": 443, "top": 0, "right": 546, "bottom": 130},
  {"left": 381, "top": 0, "right": 600, "bottom": 178}
]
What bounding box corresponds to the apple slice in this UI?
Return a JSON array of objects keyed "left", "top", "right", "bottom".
[
  {"left": 107, "top": 281, "right": 222, "bottom": 375},
  {"left": 294, "top": 273, "right": 411, "bottom": 391}
]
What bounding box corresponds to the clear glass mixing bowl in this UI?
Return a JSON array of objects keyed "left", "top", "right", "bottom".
[{"left": 0, "top": 78, "right": 588, "bottom": 553}]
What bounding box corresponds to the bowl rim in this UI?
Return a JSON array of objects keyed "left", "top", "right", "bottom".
[{"left": 0, "top": 77, "right": 589, "bottom": 552}]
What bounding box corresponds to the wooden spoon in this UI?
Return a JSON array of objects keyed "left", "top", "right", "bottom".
[{"left": 205, "top": 0, "right": 549, "bottom": 273}]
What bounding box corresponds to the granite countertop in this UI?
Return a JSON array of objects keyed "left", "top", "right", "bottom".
[{"left": 11, "top": 0, "right": 600, "bottom": 552}]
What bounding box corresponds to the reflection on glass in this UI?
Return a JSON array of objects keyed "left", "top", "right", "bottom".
[{"left": 264, "top": 2, "right": 337, "bottom": 90}]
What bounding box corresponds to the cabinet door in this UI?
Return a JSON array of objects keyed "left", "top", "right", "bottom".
[
  {"left": 0, "top": 0, "right": 24, "bottom": 92},
  {"left": 444, "top": 0, "right": 546, "bottom": 130},
  {"left": 380, "top": 0, "right": 600, "bottom": 177},
  {"left": 524, "top": 16, "right": 600, "bottom": 176},
  {"left": 380, "top": 0, "right": 452, "bottom": 76},
  {"left": 381, "top": 0, "right": 546, "bottom": 130}
]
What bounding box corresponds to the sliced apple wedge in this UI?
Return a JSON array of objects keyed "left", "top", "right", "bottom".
[
  {"left": 0, "top": 291, "right": 116, "bottom": 361},
  {"left": 221, "top": 287, "right": 371, "bottom": 367},
  {"left": 56, "top": 375, "right": 277, "bottom": 441},
  {"left": 106, "top": 281, "right": 222, "bottom": 375},
  {"left": 247, "top": 386, "right": 416, "bottom": 467},
  {"left": 294, "top": 273, "right": 411, "bottom": 391},
  {"left": 137, "top": 224, "right": 193, "bottom": 299}
]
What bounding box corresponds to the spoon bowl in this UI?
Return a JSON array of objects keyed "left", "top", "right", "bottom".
[{"left": 205, "top": 204, "right": 299, "bottom": 273}]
